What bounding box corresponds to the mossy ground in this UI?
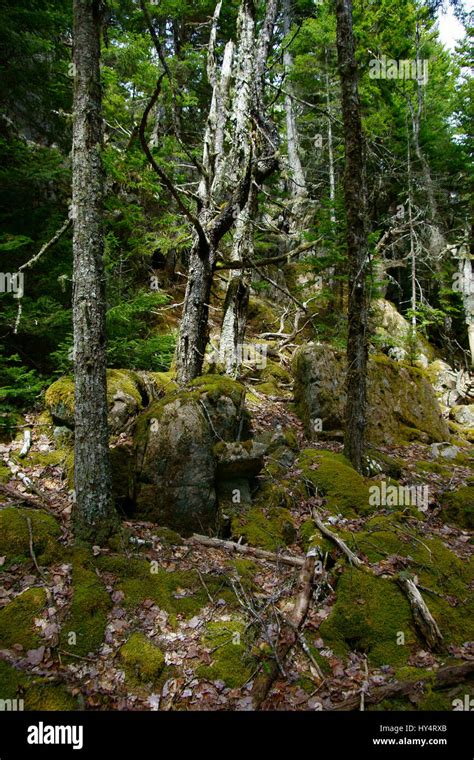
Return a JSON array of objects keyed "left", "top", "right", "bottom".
[
  {"left": 231, "top": 506, "right": 296, "bottom": 551},
  {"left": 0, "top": 587, "right": 47, "bottom": 650},
  {"left": 297, "top": 449, "right": 372, "bottom": 516},
  {"left": 0, "top": 661, "right": 78, "bottom": 710},
  {"left": 332, "top": 516, "right": 474, "bottom": 647},
  {"left": 118, "top": 632, "right": 165, "bottom": 687},
  {"left": 441, "top": 486, "right": 474, "bottom": 529},
  {"left": 319, "top": 568, "right": 418, "bottom": 668},
  {"left": 96, "top": 554, "right": 234, "bottom": 624},
  {"left": 196, "top": 620, "right": 255, "bottom": 688},
  {"left": 0, "top": 507, "right": 63, "bottom": 570},
  {"left": 59, "top": 550, "right": 112, "bottom": 658}
]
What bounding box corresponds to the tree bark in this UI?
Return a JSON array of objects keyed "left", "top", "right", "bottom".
[
  {"left": 335, "top": 0, "right": 369, "bottom": 473},
  {"left": 72, "top": 0, "right": 117, "bottom": 542}
]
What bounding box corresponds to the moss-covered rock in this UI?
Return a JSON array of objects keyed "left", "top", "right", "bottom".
[
  {"left": 319, "top": 568, "right": 418, "bottom": 667},
  {"left": 0, "top": 587, "right": 47, "bottom": 650},
  {"left": 196, "top": 620, "right": 254, "bottom": 687},
  {"left": 293, "top": 346, "right": 449, "bottom": 444},
  {"left": 133, "top": 375, "right": 246, "bottom": 533},
  {"left": 346, "top": 516, "right": 474, "bottom": 645},
  {"left": 297, "top": 449, "right": 372, "bottom": 516},
  {"left": 441, "top": 486, "right": 474, "bottom": 529},
  {"left": 231, "top": 506, "right": 296, "bottom": 550},
  {"left": 0, "top": 507, "right": 63, "bottom": 570},
  {"left": 118, "top": 632, "right": 165, "bottom": 686},
  {"left": 44, "top": 377, "right": 75, "bottom": 428},
  {"left": 45, "top": 370, "right": 145, "bottom": 434},
  {"left": 60, "top": 552, "right": 112, "bottom": 657}
]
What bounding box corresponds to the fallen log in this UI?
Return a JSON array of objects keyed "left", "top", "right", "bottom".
[
  {"left": 188, "top": 533, "right": 305, "bottom": 569},
  {"left": 332, "top": 660, "right": 474, "bottom": 711},
  {"left": 250, "top": 549, "right": 318, "bottom": 710}
]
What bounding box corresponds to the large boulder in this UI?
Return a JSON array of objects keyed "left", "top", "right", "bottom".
[
  {"left": 132, "top": 376, "right": 246, "bottom": 533},
  {"left": 371, "top": 299, "right": 435, "bottom": 367},
  {"left": 293, "top": 345, "right": 450, "bottom": 444},
  {"left": 44, "top": 370, "right": 177, "bottom": 435}
]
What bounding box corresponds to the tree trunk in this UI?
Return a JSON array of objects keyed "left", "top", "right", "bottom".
[
  {"left": 72, "top": 0, "right": 117, "bottom": 542},
  {"left": 282, "top": 0, "right": 306, "bottom": 224},
  {"left": 335, "top": 0, "right": 369, "bottom": 474}
]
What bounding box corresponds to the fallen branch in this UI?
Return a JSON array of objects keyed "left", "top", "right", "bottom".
[
  {"left": 250, "top": 549, "right": 318, "bottom": 709},
  {"left": 398, "top": 575, "right": 444, "bottom": 651},
  {"left": 312, "top": 510, "right": 364, "bottom": 569},
  {"left": 19, "top": 429, "right": 32, "bottom": 458},
  {"left": 332, "top": 661, "right": 474, "bottom": 711},
  {"left": 188, "top": 533, "right": 305, "bottom": 569}
]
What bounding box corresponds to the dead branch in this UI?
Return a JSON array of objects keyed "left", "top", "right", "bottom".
[
  {"left": 188, "top": 533, "right": 305, "bottom": 569},
  {"left": 250, "top": 549, "right": 318, "bottom": 709},
  {"left": 333, "top": 661, "right": 474, "bottom": 711},
  {"left": 398, "top": 575, "right": 444, "bottom": 651}
]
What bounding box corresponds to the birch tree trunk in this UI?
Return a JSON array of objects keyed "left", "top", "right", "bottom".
[
  {"left": 219, "top": 0, "right": 280, "bottom": 377},
  {"left": 72, "top": 0, "right": 117, "bottom": 542},
  {"left": 282, "top": 0, "right": 306, "bottom": 227},
  {"left": 335, "top": 0, "right": 369, "bottom": 474}
]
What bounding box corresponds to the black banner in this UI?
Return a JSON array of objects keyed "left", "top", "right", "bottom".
[{"left": 0, "top": 711, "right": 472, "bottom": 758}]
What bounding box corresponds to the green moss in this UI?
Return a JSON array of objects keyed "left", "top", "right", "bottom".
[
  {"left": 0, "top": 507, "right": 63, "bottom": 570},
  {"left": 106, "top": 369, "right": 142, "bottom": 407},
  {"left": 319, "top": 568, "right": 418, "bottom": 667},
  {"left": 299, "top": 519, "right": 334, "bottom": 555},
  {"left": 415, "top": 460, "right": 451, "bottom": 476},
  {"left": 153, "top": 527, "right": 184, "bottom": 546},
  {"left": 231, "top": 506, "right": 296, "bottom": 551},
  {"left": 228, "top": 559, "right": 259, "bottom": 591},
  {"left": 0, "top": 587, "right": 47, "bottom": 650},
  {"left": 26, "top": 683, "right": 79, "bottom": 711},
  {"left": 44, "top": 376, "right": 74, "bottom": 422},
  {"left": 0, "top": 661, "right": 78, "bottom": 710},
  {"left": 96, "top": 555, "right": 233, "bottom": 623},
  {"left": 368, "top": 451, "right": 404, "bottom": 478},
  {"left": 196, "top": 620, "right": 254, "bottom": 688},
  {"left": 441, "top": 487, "right": 474, "bottom": 529},
  {"left": 0, "top": 461, "right": 11, "bottom": 483},
  {"left": 188, "top": 374, "right": 245, "bottom": 408},
  {"left": 297, "top": 449, "right": 372, "bottom": 516},
  {"left": 148, "top": 371, "right": 178, "bottom": 396},
  {"left": 23, "top": 449, "right": 68, "bottom": 467},
  {"left": 118, "top": 632, "right": 165, "bottom": 686},
  {"left": 60, "top": 552, "right": 112, "bottom": 657},
  {"left": 348, "top": 520, "right": 474, "bottom": 645}
]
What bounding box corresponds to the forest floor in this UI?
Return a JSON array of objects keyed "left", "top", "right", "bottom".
[{"left": 0, "top": 390, "right": 473, "bottom": 712}]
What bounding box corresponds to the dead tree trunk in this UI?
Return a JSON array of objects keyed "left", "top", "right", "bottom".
[
  {"left": 219, "top": 0, "right": 280, "bottom": 377},
  {"left": 174, "top": 0, "right": 279, "bottom": 385},
  {"left": 72, "top": 0, "right": 118, "bottom": 542},
  {"left": 335, "top": 0, "right": 369, "bottom": 474},
  {"left": 282, "top": 0, "right": 307, "bottom": 229}
]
